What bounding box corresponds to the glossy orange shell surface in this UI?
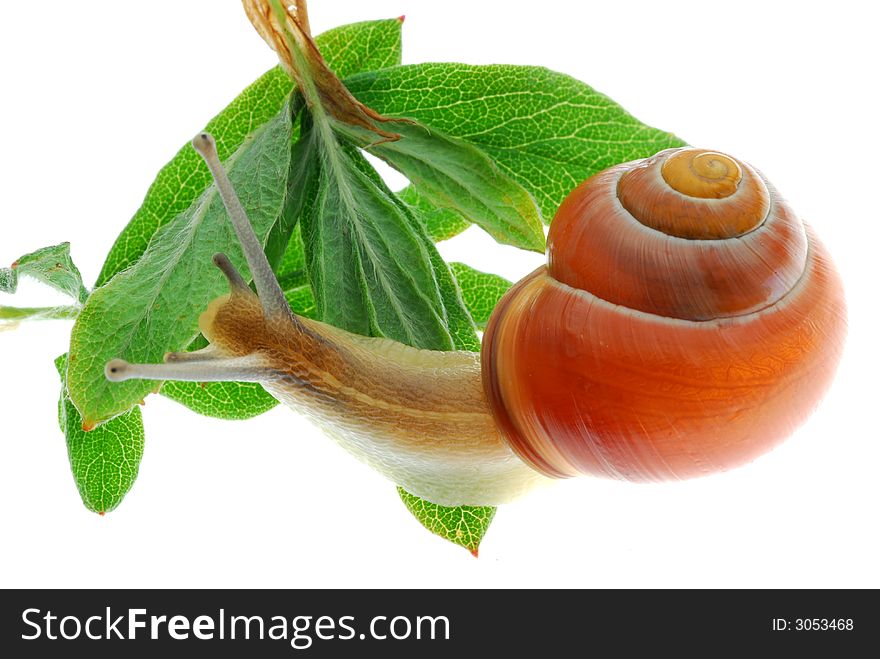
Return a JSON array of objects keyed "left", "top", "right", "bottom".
[{"left": 482, "top": 148, "right": 846, "bottom": 481}]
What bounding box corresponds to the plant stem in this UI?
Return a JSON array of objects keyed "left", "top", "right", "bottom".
[
  {"left": 295, "top": 0, "right": 311, "bottom": 36},
  {"left": 0, "top": 305, "right": 79, "bottom": 322},
  {"left": 270, "top": 0, "right": 326, "bottom": 117}
]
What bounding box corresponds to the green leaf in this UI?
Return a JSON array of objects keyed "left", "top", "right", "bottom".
[
  {"left": 398, "top": 186, "right": 471, "bottom": 243},
  {"left": 96, "top": 18, "right": 405, "bottom": 287},
  {"left": 55, "top": 355, "right": 144, "bottom": 514},
  {"left": 276, "top": 226, "right": 309, "bottom": 292},
  {"left": 5, "top": 243, "right": 88, "bottom": 303},
  {"left": 448, "top": 263, "right": 513, "bottom": 330},
  {"left": 348, "top": 144, "right": 479, "bottom": 351},
  {"left": 68, "top": 104, "right": 295, "bottom": 427},
  {"left": 284, "top": 282, "right": 318, "bottom": 319},
  {"left": 316, "top": 17, "right": 404, "bottom": 79},
  {"left": 0, "top": 244, "right": 87, "bottom": 330},
  {"left": 298, "top": 124, "right": 454, "bottom": 349},
  {"left": 398, "top": 487, "right": 496, "bottom": 556},
  {"left": 340, "top": 120, "right": 545, "bottom": 252},
  {"left": 428, "top": 251, "right": 480, "bottom": 352},
  {"left": 346, "top": 63, "right": 686, "bottom": 222},
  {"left": 160, "top": 381, "right": 279, "bottom": 421},
  {"left": 0, "top": 267, "right": 16, "bottom": 293}
]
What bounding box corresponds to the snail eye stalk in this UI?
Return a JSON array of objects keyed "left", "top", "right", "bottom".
[{"left": 191, "top": 132, "right": 293, "bottom": 321}]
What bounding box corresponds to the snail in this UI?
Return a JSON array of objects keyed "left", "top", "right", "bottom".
[{"left": 105, "top": 136, "right": 846, "bottom": 507}]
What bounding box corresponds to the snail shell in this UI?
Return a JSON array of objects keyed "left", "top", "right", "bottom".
[{"left": 482, "top": 147, "right": 847, "bottom": 481}]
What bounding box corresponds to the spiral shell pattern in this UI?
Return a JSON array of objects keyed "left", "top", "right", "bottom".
[{"left": 482, "top": 147, "right": 846, "bottom": 481}]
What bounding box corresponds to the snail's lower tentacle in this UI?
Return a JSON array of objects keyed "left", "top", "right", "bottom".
[
  {"left": 162, "top": 345, "right": 227, "bottom": 364},
  {"left": 104, "top": 353, "right": 269, "bottom": 384}
]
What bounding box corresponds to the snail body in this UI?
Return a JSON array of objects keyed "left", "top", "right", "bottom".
[
  {"left": 106, "top": 138, "right": 846, "bottom": 506},
  {"left": 199, "top": 294, "right": 548, "bottom": 505}
]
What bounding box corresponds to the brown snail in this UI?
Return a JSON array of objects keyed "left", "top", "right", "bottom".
[{"left": 106, "top": 137, "right": 847, "bottom": 506}]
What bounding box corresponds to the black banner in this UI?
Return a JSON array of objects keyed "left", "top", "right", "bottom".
[{"left": 0, "top": 589, "right": 873, "bottom": 656}]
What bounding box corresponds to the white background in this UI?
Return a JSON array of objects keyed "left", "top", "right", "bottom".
[{"left": 1, "top": 0, "right": 877, "bottom": 588}]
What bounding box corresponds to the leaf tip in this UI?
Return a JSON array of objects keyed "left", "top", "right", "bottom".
[
  {"left": 81, "top": 419, "right": 97, "bottom": 433},
  {"left": 527, "top": 231, "right": 547, "bottom": 254},
  {"left": 397, "top": 15, "right": 406, "bottom": 23},
  {"left": 470, "top": 547, "right": 480, "bottom": 558},
  {"left": 97, "top": 511, "right": 106, "bottom": 517}
]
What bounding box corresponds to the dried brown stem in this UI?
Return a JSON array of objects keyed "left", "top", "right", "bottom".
[{"left": 241, "top": 0, "right": 399, "bottom": 141}]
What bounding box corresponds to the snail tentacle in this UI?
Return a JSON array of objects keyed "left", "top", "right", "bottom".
[
  {"left": 192, "top": 132, "right": 293, "bottom": 321},
  {"left": 104, "top": 353, "right": 269, "bottom": 384}
]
